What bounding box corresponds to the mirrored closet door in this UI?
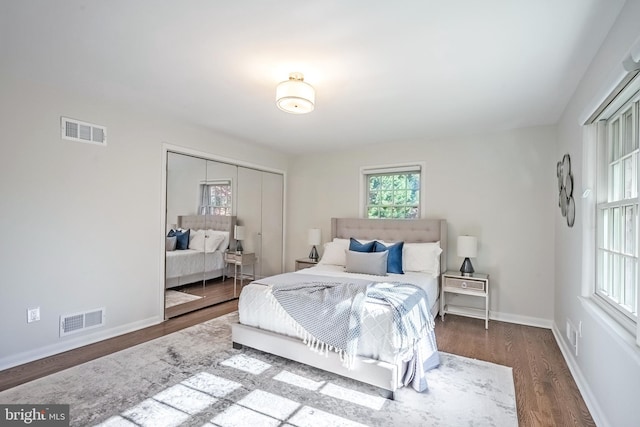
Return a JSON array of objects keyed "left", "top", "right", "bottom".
[{"left": 164, "top": 151, "right": 284, "bottom": 319}]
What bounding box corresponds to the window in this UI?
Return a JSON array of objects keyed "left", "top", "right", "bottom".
[
  {"left": 361, "top": 164, "right": 423, "bottom": 219},
  {"left": 591, "top": 76, "right": 640, "bottom": 333},
  {"left": 200, "top": 181, "right": 232, "bottom": 216}
]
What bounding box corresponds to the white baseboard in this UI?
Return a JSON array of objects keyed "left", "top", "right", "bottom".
[
  {"left": 551, "top": 322, "right": 609, "bottom": 427},
  {"left": 0, "top": 315, "right": 163, "bottom": 372},
  {"left": 489, "top": 310, "right": 553, "bottom": 329}
]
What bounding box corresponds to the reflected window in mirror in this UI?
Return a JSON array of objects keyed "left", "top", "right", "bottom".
[{"left": 200, "top": 180, "right": 232, "bottom": 216}]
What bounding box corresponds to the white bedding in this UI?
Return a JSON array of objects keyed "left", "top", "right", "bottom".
[
  {"left": 238, "top": 265, "right": 439, "bottom": 364},
  {"left": 165, "top": 250, "right": 224, "bottom": 288}
]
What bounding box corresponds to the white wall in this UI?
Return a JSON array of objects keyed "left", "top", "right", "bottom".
[
  {"left": 554, "top": 1, "right": 640, "bottom": 426},
  {"left": 0, "top": 74, "right": 289, "bottom": 370},
  {"left": 287, "top": 126, "right": 557, "bottom": 325}
]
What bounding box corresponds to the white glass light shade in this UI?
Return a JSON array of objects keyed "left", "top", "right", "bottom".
[
  {"left": 308, "top": 228, "right": 321, "bottom": 246},
  {"left": 234, "top": 225, "right": 245, "bottom": 240},
  {"left": 457, "top": 236, "right": 478, "bottom": 258},
  {"left": 276, "top": 72, "right": 315, "bottom": 114}
]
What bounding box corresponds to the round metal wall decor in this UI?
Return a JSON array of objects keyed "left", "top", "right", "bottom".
[{"left": 557, "top": 153, "right": 575, "bottom": 227}]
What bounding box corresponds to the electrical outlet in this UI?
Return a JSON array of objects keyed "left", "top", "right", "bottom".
[{"left": 27, "top": 307, "right": 40, "bottom": 323}]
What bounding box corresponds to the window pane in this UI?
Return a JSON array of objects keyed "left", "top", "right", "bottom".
[
  {"left": 624, "top": 257, "right": 636, "bottom": 312},
  {"left": 623, "top": 108, "right": 633, "bottom": 155},
  {"left": 407, "top": 189, "right": 419, "bottom": 205},
  {"left": 378, "top": 207, "right": 392, "bottom": 218},
  {"left": 380, "top": 175, "right": 393, "bottom": 190},
  {"left": 612, "top": 253, "right": 621, "bottom": 302},
  {"left": 623, "top": 157, "right": 635, "bottom": 199},
  {"left": 407, "top": 173, "right": 420, "bottom": 190},
  {"left": 611, "top": 162, "right": 621, "bottom": 201},
  {"left": 380, "top": 190, "right": 393, "bottom": 205},
  {"left": 612, "top": 207, "right": 621, "bottom": 252},
  {"left": 365, "top": 170, "right": 421, "bottom": 219},
  {"left": 369, "top": 176, "right": 382, "bottom": 191},
  {"left": 393, "top": 190, "right": 407, "bottom": 205},
  {"left": 610, "top": 119, "right": 620, "bottom": 161},
  {"left": 393, "top": 174, "right": 407, "bottom": 189},
  {"left": 368, "top": 191, "right": 380, "bottom": 205},
  {"left": 624, "top": 205, "right": 636, "bottom": 256}
]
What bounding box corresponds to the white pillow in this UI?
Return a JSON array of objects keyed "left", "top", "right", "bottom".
[
  {"left": 204, "top": 233, "right": 226, "bottom": 252},
  {"left": 318, "top": 239, "right": 350, "bottom": 266},
  {"left": 345, "top": 250, "right": 388, "bottom": 276},
  {"left": 189, "top": 229, "right": 206, "bottom": 251},
  {"left": 403, "top": 242, "right": 443, "bottom": 277},
  {"left": 206, "top": 230, "right": 230, "bottom": 252}
]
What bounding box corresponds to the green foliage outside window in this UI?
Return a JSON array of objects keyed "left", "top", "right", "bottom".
[{"left": 367, "top": 173, "right": 420, "bottom": 219}]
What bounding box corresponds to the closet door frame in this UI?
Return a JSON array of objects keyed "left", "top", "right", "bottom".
[{"left": 160, "top": 143, "right": 286, "bottom": 315}]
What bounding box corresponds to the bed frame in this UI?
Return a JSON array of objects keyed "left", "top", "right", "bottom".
[
  {"left": 231, "top": 217, "right": 447, "bottom": 399},
  {"left": 165, "top": 215, "right": 236, "bottom": 288}
]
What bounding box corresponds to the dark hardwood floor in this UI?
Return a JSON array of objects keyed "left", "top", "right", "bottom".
[
  {"left": 165, "top": 277, "right": 239, "bottom": 318},
  {"left": 1, "top": 303, "right": 595, "bottom": 426},
  {"left": 435, "top": 315, "right": 595, "bottom": 426}
]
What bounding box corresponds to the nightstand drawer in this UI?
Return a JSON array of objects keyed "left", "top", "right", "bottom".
[
  {"left": 444, "top": 276, "right": 486, "bottom": 292},
  {"left": 224, "top": 252, "right": 256, "bottom": 265}
]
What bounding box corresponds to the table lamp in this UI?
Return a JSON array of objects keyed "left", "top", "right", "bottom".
[
  {"left": 308, "top": 228, "right": 321, "bottom": 261},
  {"left": 457, "top": 235, "right": 477, "bottom": 276},
  {"left": 234, "top": 225, "right": 245, "bottom": 254}
]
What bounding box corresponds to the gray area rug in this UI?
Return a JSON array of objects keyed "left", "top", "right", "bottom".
[
  {"left": 0, "top": 312, "right": 517, "bottom": 426},
  {"left": 165, "top": 290, "right": 203, "bottom": 308}
]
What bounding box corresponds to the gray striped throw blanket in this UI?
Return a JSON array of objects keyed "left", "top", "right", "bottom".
[{"left": 256, "top": 272, "right": 439, "bottom": 391}]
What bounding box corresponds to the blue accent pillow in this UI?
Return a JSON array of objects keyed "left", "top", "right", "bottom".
[
  {"left": 349, "top": 238, "right": 375, "bottom": 252},
  {"left": 373, "top": 241, "right": 405, "bottom": 274},
  {"left": 168, "top": 229, "right": 190, "bottom": 250}
]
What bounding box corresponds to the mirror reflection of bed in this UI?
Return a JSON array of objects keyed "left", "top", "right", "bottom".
[
  {"left": 165, "top": 215, "right": 238, "bottom": 318},
  {"left": 164, "top": 150, "right": 284, "bottom": 318}
]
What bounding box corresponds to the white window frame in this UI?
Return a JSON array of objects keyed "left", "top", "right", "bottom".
[
  {"left": 586, "top": 72, "right": 640, "bottom": 345},
  {"left": 200, "top": 179, "right": 232, "bottom": 216},
  {"left": 359, "top": 162, "right": 426, "bottom": 219}
]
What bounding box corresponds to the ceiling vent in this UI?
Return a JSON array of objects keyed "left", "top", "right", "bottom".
[
  {"left": 61, "top": 116, "right": 107, "bottom": 146},
  {"left": 60, "top": 308, "right": 105, "bottom": 337}
]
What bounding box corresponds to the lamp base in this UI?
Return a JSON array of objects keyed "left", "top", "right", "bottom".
[
  {"left": 460, "top": 257, "right": 474, "bottom": 276},
  {"left": 235, "top": 240, "right": 243, "bottom": 254},
  {"left": 308, "top": 245, "right": 319, "bottom": 262}
]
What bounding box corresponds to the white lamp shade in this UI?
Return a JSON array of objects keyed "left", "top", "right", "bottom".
[
  {"left": 276, "top": 73, "right": 315, "bottom": 114},
  {"left": 457, "top": 236, "right": 478, "bottom": 258},
  {"left": 308, "top": 228, "right": 321, "bottom": 246},
  {"left": 234, "top": 225, "right": 245, "bottom": 240}
]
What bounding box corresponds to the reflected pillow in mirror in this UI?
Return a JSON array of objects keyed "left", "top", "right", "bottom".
[
  {"left": 189, "top": 229, "right": 206, "bottom": 251},
  {"left": 204, "top": 232, "right": 226, "bottom": 252},
  {"left": 167, "top": 229, "right": 190, "bottom": 250},
  {"left": 166, "top": 236, "right": 177, "bottom": 252},
  {"left": 206, "top": 230, "right": 230, "bottom": 252}
]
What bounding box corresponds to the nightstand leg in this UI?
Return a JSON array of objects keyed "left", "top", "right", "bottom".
[
  {"left": 234, "top": 263, "right": 238, "bottom": 296},
  {"left": 485, "top": 296, "right": 489, "bottom": 329}
]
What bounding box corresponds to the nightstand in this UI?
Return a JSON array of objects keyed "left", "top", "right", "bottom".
[
  {"left": 295, "top": 258, "right": 318, "bottom": 271},
  {"left": 440, "top": 270, "right": 490, "bottom": 329},
  {"left": 223, "top": 252, "right": 256, "bottom": 293}
]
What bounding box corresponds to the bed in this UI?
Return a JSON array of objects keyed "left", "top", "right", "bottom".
[
  {"left": 232, "top": 217, "right": 447, "bottom": 398},
  {"left": 165, "top": 215, "right": 236, "bottom": 289}
]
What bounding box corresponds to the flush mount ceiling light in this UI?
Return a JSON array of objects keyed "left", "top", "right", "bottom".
[{"left": 276, "top": 72, "right": 315, "bottom": 114}]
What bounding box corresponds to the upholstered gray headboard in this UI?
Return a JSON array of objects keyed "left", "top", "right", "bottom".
[
  {"left": 331, "top": 217, "right": 448, "bottom": 274},
  {"left": 177, "top": 215, "right": 236, "bottom": 233}
]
